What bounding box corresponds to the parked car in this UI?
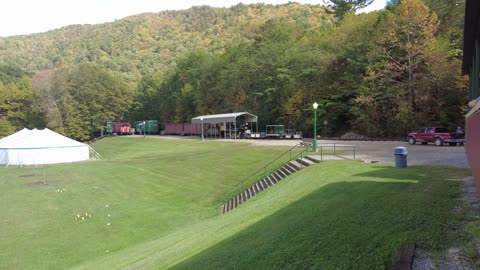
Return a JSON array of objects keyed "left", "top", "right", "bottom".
[{"left": 407, "top": 127, "right": 465, "bottom": 146}]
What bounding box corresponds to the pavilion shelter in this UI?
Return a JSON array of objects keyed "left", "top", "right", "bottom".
[
  {"left": 0, "top": 128, "right": 90, "bottom": 166},
  {"left": 191, "top": 112, "right": 258, "bottom": 139}
]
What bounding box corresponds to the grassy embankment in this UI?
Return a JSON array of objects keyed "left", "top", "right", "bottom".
[{"left": 0, "top": 137, "right": 470, "bottom": 269}]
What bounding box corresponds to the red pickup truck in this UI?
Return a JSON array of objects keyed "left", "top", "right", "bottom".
[{"left": 407, "top": 127, "right": 465, "bottom": 146}]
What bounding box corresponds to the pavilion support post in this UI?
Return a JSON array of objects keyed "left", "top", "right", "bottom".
[{"left": 475, "top": 39, "right": 480, "bottom": 98}]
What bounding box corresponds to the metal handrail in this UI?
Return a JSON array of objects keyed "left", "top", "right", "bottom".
[
  {"left": 215, "top": 144, "right": 310, "bottom": 211},
  {"left": 318, "top": 144, "right": 357, "bottom": 161}
]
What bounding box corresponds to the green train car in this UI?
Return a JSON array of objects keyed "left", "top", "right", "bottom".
[
  {"left": 133, "top": 120, "right": 159, "bottom": 135},
  {"left": 106, "top": 122, "right": 113, "bottom": 133}
]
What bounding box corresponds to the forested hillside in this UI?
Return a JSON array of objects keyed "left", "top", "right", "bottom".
[
  {"left": 0, "top": 0, "right": 468, "bottom": 140},
  {"left": 0, "top": 3, "right": 332, "bottom": 81}
]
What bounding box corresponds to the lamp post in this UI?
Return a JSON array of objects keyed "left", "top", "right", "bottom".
[
  {"left": 313, "top": 102, "right": 318, "bottom": 151},
  {"left": 143, "top": 121, "right": 146, "bottom": 138},
  {"left": 200, "top": 117, "right": 204, "bottom": 142}
]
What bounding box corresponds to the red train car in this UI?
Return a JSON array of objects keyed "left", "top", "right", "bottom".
[
  {"left": 112, "top": 122, "right": 131, "bottom": 134},
  {"left": 163, "top": 123, "right": 202, "bottom": 135}
]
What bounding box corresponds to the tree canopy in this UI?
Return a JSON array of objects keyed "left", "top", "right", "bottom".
[{"left": 0, "top": 1, "right": 468, "bottom": 140}]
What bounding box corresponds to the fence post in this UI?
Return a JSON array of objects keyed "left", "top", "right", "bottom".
[
  {"left": 334, "top": 144, "right": 336, "bottom": 156},
  {"left": 353, "top": 146, "right": 356, "bottom": 160},
  {"left": 301, "top": 151, "right": 304, "bottom": 168},
  {"left": 320, "top": 146, "right": 323, "bottom": 161}
]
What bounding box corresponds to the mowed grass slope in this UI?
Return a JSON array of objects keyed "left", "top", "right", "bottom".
[
  {"left": 0, "top": 137, "right": 470, "bottom": 269},
  {"left": 72, "top": 156, "right": 469, "bottom": 269},
  {"left": 172, "top": 165, "right": 468, "bottom": 270},
  {"left": 0, "top": 137, "right": 288, "bottom": 270}
]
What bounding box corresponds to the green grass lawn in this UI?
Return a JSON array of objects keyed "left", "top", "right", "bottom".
[
  {"left": 0, "top": 137, "right": 471, "bottom": 269},
  {"left": 0, "top": 137, "right": 287, "bottom": 269}
]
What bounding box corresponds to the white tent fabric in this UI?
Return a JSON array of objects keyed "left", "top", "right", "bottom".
[{"left": 0, "top": 128, "right": 90, "bottom": 166}]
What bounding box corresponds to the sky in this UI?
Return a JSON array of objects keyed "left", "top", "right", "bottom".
[{"left": 0, "top": 0, "right": 387, "bottom": 37}]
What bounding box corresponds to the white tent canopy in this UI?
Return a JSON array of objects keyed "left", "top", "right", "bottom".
[{"left": 0, "top": 128, "right": 90, "bottom": 166}]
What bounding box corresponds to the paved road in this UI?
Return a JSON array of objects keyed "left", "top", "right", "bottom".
[{"left": 304, "top": 139, "right": 469, "bottom": 168}]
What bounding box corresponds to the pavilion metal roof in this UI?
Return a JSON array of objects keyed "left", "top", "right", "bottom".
[{"left": 191, "top": 112, "right": 258, "bottom": 124}]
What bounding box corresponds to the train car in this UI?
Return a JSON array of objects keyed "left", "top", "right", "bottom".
[
  {"left": 106, "top": 122, "right": 113, "bottom": 133},
  {"left": 163, "top": 123, "right": 202, "bottom": 136},
  {"left": 132, "top": 120, "right": 159, "bottom": 135},
  {"left": 112, "top": 122, "right": 131, "bottom": 134},
  {"left": 265, "top": 125, "right": 285, "bottom": 138}
]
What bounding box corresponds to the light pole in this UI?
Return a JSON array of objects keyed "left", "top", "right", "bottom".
[
  {"left": 200, "top": 117, "right": 204, "bottom": 142},
  {"left": 313, "top": 102, "right": 318, "bottom": 151},
  {"left": 143, "top": 121, "right": 146, "bottom": 138}
]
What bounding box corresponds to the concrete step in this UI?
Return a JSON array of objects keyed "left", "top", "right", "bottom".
[
  {"left": 267, "top": 174, "right": 275, "bottom": 184},
  {"left": 276, "top": 169, "right": 287, "bottom": 179},
  {"left": 262, "top": 178, "right": 270, "bottom": 188},
  {"left": 271, "top": 172, "right": 280, "bottom": 182},
  {"left": 221, "top": 154, "right": 324, "bottom": 214},
  {"left": 236, "top": 194, "right": 241, "bottom": 206},
  {"left": 305, "top": 155, "right": 321, "bottom": 163},
  {"left": 274, "top": 171, "right": 284, "bottom": 181},
  {"left": 288, "top": 160, "right": 304, "bottom": 170},
  {"left": 280, "top": 166, "right": 292, "bottom": 175},
  {"left": 256, "top": 182, "right": 263, "bottom": 192},
  {"left": 228, "top": 200, "right": 233, "bottom": 211},
  {"left": 266, "top": 175, "right": 275, "bottom": 185},
  {"left": 284, "top": 163, "right": 297, "bottom": 173},
  {"left": 259, "top": 181, "right": 265, "bottom": 190},
  {"left": 297, "top": 157, "right": 316, "bottom": 167}
]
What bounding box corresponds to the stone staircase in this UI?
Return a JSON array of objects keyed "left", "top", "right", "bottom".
[{"left": 221, "top": 155, "right": 320, "bottom": 214}]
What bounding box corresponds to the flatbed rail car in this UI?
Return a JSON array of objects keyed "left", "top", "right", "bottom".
[
  {"left": 285, "top": 129, "right": 303, "bottom": 139},
  {"left": 265, "top": 125, "right": 285, "bottom": 139}
]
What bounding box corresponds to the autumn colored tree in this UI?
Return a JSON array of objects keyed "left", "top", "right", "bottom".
[{"left": 355, "top": 0, "right": 466, "bottom": 136}]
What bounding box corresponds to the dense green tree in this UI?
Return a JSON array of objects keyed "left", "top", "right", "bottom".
[
  {"left": 36, "top": 64, "right": 133, "bottom": 140},
  {"left": 0, "top": 78, "right": 35, "bottom": 137}
]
